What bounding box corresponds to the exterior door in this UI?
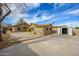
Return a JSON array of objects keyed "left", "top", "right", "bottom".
[{"left": 62, "top": 28, "right": 67, "bottom": 34}]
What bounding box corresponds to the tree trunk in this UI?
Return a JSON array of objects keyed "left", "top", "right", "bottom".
[
  {"left": 0, "top": 23, "right": 3, "bottom": 41},
  {"left": 0, "top": 3, "right": 3, "bottom": 41}
]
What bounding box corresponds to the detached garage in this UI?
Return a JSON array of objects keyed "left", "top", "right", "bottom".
[{"left": 57, "top": 26, "right": 73, "bottom": 35}]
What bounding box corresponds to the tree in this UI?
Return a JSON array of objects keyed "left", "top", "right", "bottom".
[
  {"left": 0, "top": 3, "right": 11, "bottom": 41},
  {"left": 0, "top": 3, "right": 28, "bottom": 41},
  {"left": 0, "top": 3, "right": 3, "bottom": 41},
  {"left": 75, "top": 27, "right": 79, "bottom": 29}
]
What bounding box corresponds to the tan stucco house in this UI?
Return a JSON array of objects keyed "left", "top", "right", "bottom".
[
  {"left": 12, "top": 19, "right": 29, "bottom": 32},
  {"left": 13, "top": 23, "right": 29, "bottom": 32},
  {"left": 29, "top": 23, "right": 53, "bottom": 36}
]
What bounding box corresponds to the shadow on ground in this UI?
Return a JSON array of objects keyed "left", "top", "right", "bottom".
[{"left": 0, "top": 44, "right": 39, "bottom": 56}]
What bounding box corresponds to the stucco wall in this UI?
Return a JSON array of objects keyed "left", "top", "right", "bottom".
[
  {"left": 52, "top": 27, "right": 58, "bottom": 34},
  {"left": 11, "top": 27, "right": 15, "bottom": 32},
  {"left": 44, "top": 27, "right": 53, "bottom": 35},
  {"left": 30, "top": 24, "right": 53, "bottom": 36},
  {"left": 15, "top": 24, "right": 29, "bottom": 32},
  {"left": 52, "top": 27, "right": 58, "bottom": 31},
  {"left": 31, "top": 27, "right": 44, "bottom": 36}
]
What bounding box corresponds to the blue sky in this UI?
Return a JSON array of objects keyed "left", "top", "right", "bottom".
[{"left": 3, "top": 3, "right": 79, "bottom": 27}]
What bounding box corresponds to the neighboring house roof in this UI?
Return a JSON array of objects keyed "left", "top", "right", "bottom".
[{"left": 30, "top": 23, "right": 52, "bottom": 27}]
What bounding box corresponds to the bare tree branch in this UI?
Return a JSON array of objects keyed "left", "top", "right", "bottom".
[{"left": 0, "top": 3, "right": 11, "bottom": 23}]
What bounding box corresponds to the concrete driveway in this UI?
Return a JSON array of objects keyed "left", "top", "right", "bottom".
[{"left": 0, "top": 34, "right": 79, "bottom": 56}]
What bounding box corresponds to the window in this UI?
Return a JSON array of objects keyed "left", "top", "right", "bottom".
[
  {"left": 18, "top": 27, "right": 20, "bottom": 31},
  {"left": 46, "top": 28, "right": 51, "bottom": 31},
  {"left": 47, "top": 28, "right": 48, "bottom": 31},
  {"left": 50, "top": 28, "right": 51, "bottom": 30},
  {"left": 23, "top": 27, "right": 26, "bottom": 29}
]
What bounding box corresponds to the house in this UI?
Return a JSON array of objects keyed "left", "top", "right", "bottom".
[
  {"left": 29, "top": 23, "right": 53, "bottom": 36},
  {"left": 12, "top": 19, "right": 29, "bottom": 32}
]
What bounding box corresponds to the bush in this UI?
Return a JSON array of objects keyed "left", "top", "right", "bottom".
[
  {"left": 1, "top": 33, "right": 10, "bottom": 48},
  {"left": 75, "top": 27, "right": 79, "bottom": 29}
]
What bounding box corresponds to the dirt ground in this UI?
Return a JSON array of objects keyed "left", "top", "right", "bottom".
[
  {"left": 0, "top": 32, "right": 79, "bottom": 56},
  {"left": 26, "top": 34, "right": 79, "bottom": 56},
  {"left": 9, "top": 32, "right": 41, "bottom": 42}
]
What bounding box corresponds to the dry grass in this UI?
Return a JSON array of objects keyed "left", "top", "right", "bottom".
[
  {"left": 0, "top": 33, "right": 24, "bottom": 49},
  {"left": 0, "top": 33, "right": 10, "bottom": 49},
  {"left": 74, "top": 29, "right": 79, "bottom": 35}
]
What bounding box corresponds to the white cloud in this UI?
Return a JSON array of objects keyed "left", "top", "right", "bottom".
[
  {"left": 52, "top": 3, "right": 65, "bottom": 9},
  {"left": 26, "top": 3, "right": 40, "bottom": 8},
  {"left": 19, "top": 11, "right": 55, "bottom": 24},
  {"left": 3, "top": 3, "right": 40, "bottom": 17},
  {"left": 62, "top": 5, "right": 79, "bottom": 15},
  {"left": 4, "top": 3, "right": 76, "bottom": 26},
  {"left": 2, "top": 3, "right": 41, "bottom": 24},
  {"left": 23, "top": 18, "right": 39, "bottom": 24},
  {"left": 58, "top": 20, "right": 79, "bottom": 27},
  {"left": 30, "top": 9, "right": 56, "bottom": 22},
  {"left": 68, "top": 9, "right": 79, "bottom": 15},
  {"left": 3, "top": 3, "right": 56, "bottom": 24}
]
